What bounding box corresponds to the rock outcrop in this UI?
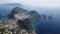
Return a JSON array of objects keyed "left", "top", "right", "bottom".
[{"left": 0, "top": 7, "right": 41, "bottom": 34}]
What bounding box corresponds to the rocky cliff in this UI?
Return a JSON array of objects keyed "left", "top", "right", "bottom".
[{"left": 0, "top": 7, "right": 41, "bottom": 34}]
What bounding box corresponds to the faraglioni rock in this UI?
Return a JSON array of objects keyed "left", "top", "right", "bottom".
[{"left": 0, "top": 7, "right": 41, "bottom": 34}]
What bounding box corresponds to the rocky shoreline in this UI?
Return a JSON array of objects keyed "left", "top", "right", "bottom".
[{"left": 0, "top": 7, "right": 41, "bottom": 34}]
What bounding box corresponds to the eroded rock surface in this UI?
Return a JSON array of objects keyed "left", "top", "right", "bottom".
[{"left": 0, "top": 7, "right": 41, "bottom": 34}]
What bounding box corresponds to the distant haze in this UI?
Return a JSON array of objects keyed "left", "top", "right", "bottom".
[{"left": 0, "top": 0, "right": 60, "bottom": 7}]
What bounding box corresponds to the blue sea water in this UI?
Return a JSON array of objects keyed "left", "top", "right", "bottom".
[{"left": 0, "top": 4, "right": 60, "bottom": 34}]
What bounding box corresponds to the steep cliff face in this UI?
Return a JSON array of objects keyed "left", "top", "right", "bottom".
[
  {"left": 0, "top": 7, "right": 41, "bottom": 34},
  {"left": 0, "top": 3, "right": 22, "bottom": 19}
]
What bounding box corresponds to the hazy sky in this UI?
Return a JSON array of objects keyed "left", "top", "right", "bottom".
[{"left": 0, "top": 0, "right": 60, "bottom": 7}]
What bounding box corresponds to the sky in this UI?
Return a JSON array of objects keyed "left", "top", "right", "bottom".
[{"left": 0, "top": 0, "right": 60, "bottom": 7}]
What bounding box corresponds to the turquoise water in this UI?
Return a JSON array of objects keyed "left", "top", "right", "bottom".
[{"left": 33, "top": 19, "right": 40, "bottom": 34}]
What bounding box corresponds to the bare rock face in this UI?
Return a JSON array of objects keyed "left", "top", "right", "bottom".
[{"left": 0, "top": 7, "right": 41, "bottom": 34}]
